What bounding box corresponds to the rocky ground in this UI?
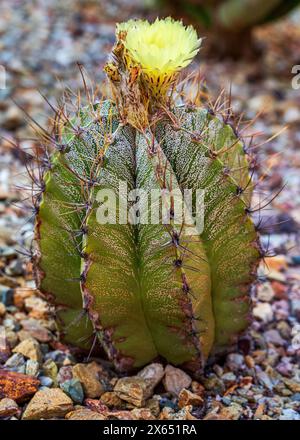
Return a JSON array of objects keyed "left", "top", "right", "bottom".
[{"left": 0, "top": 0, "right": 299, "bottom": 420}]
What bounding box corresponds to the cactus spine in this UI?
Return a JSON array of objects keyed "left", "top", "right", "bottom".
[{"left": 33, "top": 18, "right": 261, "bottom": 373}]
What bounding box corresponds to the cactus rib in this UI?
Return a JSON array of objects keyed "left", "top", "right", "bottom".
[{"left": 156, "top": 107, "right": 261, "bottom": 352}]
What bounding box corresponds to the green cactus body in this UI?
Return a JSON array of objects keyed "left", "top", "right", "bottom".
[
  {"left": 33, "top": 19, "right": 261, "bottom": 373},
  {"left": 34, "top": 101, "right": 260, "bottom": 370},
  {"left": 155, "top": 107, "right": 260, "bottom": 353},
  {"left": 35, "top": 152, "right": 92, "bottom": 349},
  {"left": 35, "top": 102, "right": 117, "bottom": 349},
  {"left": 81, "top": 126, "right": 214, "bottom": 372}
]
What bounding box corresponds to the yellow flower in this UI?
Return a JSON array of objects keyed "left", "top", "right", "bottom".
[{"left": 117, "top": 18, "right": 201, "bottom": 99}]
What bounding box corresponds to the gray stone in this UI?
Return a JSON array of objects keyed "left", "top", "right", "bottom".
[
  {"left": 253, "top": 303, "right": 273, "bottom": 323},
  {"left": 25, "top": 360, "right": 40, "bottom": 377},
  {"left": 222, "top": 372, "right": 237, "bottom": 382},
  {"left": 279, "top": 408, "right": 300, "bottom": 420},
  {"left": 163, "top": 365, "right": 192, "bottom": 396},
  {"left": 4, "top": 353, "right": 26, "bottom": 372},
  {"left": 39, "top": 376, "right": 53, "bottom": 387},
  {"left": 60, "top": 379, "right": 84, "bottom": 404},
  {"left": 226, "top": 353, "right": 245, "bottom": 371},
  {"left": 137, "top": 363, "right": 164, "bottom": 390},
  {"left": 264, "top": 329, "right": 285, "bottom": 346}
]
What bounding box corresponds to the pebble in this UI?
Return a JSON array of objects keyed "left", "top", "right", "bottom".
[
  {"left": 291, "top": 256, "right": 300, "bottom": 265},
  {"left": 114, "top": 377, "right": 152, "bottom": 407},
  {"left": 1, "top": 106, "right": 24, "bottom": 130},
  {"left": 159, "top": 397, "right": 178, "bottom": 411},
  {"left": 42, "top": 359, "right": 58, "bottom": 385},
  {"left": 159, "top": 405, "right": 196, "bottom": 420},
  {"left": 283, "top": 107, "right": 300, "bottom": 124},
  {"left": 266, "top": 347, "right": 280, "bottom": 366},
  {"left": 13, "top": 288, "right": 36, "bottom": 309},
  {"left": 100, "top": 391, "right": 122, "bottom": 408},
  {"left": 65, "top": 408, "right": 106, "bottom": 420},
  {"left": 72, "top": 362, "right": 104, "bottom": 399},
  {"left": 221, "top": 372, "right": 237, "bottom": 382},
  {"left": 279, "top": 408, "right": 300, "bottom": 420},
  {"left": 0, "top": 344, "right": 11, "bottom": 364},
  {"left": 84, "top": 398, "right": 109, "bottom": 414},
  {"left": 5, "top": 259, "right": 24, "bottom": 276},
  {"left": 4, "top": 353, "right": 26, "bottom": 372},
  {"left": 276, "top": 358, "right": 294, "bottom": 377},
  {"left": 0, "top": 287, "right": 14, "bottom": 306},
  {"left": 291, "top": 393, "right": 300, "bottom": 402},
  {"left": 202, "top": 374, "right": 225, "bottom": 394},
  {"left": 222, "top": 396, "right": 232, "bottom": 406},
  {"left": 226, "top": 353, "right": 244, "bottom": 372},
  {"left": 20, "top": 318, "right": 52, "bottom": 343},
  {"left": 24, "top": 297, "right": 49, "bottom": 319},
  {"left": 264, "top": 329, "right": 286, "bottom": 346},
  {"left": 253, "top": 302, "right": 274, "bottom": 323},
  {"left": 137, "top": 363, "right": 164, "bottom": 390},
  {"left": 163, "top": 365, "right": 192, "bottom": 396},
  {"left": 0, "top": 398, "right": 19, "bottom": 418},
  {"left": 3, "top": 317, "right": 19, "bottom": 332},
  {"left": 291, "top": 299, "right": 300, "bottom": 319},
  {"left": 0, "top": 247, "right": 17, "bottom": 259},
  {"left": 0, "top": 370, "right": 40, "bottom": 403},
  {"left": 146, "top": 396, "right": 161, "bottom": 417},
  {"left": 13, "top": 338, "right": 42, "bottom": 364},
  {"left": 25, "top": 360, "right": 40, "bottom": 377},
  {"left": 271, "top": 281, "right": 288, "bottom": 300},
  {"left": 60, "top": 379, "right": 84, "bottom": 404},
  {"left": 57, "top": 366, "right": 73, "bottom": 385},
  {"left": 217, "top": 403, "right": 243, "bottom": 420},
  {"left": 22, "top": 388, "right": 73, "bottom": 420},
  {"left": 39, "top": 376, "right": 53, "bottom": 387},
  {"left": 191, "top": 381, "right": 205, "bottom": 397},
  {"left": 178, "top": 389, "right": 204, "bottom": 408},
  {"left": 105, "top": 409, "right": 135, "bottom": 420},
  {"left": 45, "top": 350, "right": 75, "bottom": 367},
  {"left": 273, "top": 300, "right": 290, "bottom": 320},
  {"left": 277, "top": 321, "right": 291, "bottom": 339},
  {"left": 131, "top": 407, "right": 155, "bottom": 420},
  {"left": 213, "top": 364, "right": 223, "bottom": 376},
  {"left": 257, "top": 371, "right": 274, "bottom": 391},
  {"left": 248, "top": 94, "right": 274, "bottom": 114},
  {"left": 257, "top": 283, "right": 275, "bottom": 302},
  {"left": 283, "top": 378, "right": 300, "bottom": 393},
  {"left": 0, "top": 302, "right": 6, "bottom": 317}
]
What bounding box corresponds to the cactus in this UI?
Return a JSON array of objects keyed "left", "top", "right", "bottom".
[{"left": 33, "top": 18, "right": 261, "bottom": 374}]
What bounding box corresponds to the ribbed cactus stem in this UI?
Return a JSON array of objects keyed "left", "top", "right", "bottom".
[{"left": 33, "top": 18, "right": 261, "bottom": 373}]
